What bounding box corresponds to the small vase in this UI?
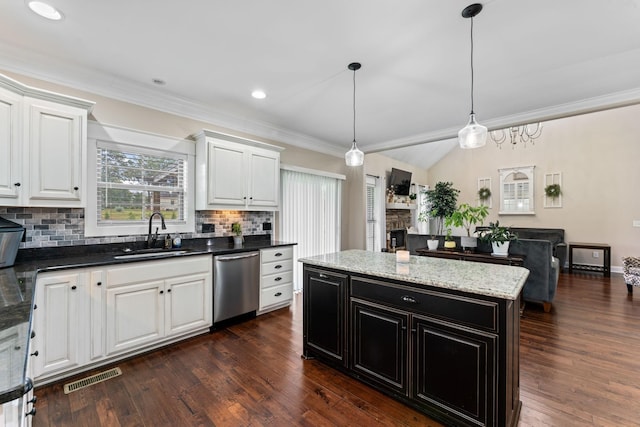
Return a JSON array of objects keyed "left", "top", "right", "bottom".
[
  {"left": 233, "top": 235, "right": 243, "bottom": 246},
  {"left": 492, "top": 241, "right": 510, "bottom": 256}
]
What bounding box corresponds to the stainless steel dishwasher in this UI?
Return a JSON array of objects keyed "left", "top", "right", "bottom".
[{"left": 213, "top": 251, "right": 260, "bottom": 324}]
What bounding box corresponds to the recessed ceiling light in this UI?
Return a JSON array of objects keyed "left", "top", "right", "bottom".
[
  {"left": 27, "top": 1, "right": 63, "bottom": 21},
  {"left": 251, "top": 90, "right": 266, "bottom": 99}
]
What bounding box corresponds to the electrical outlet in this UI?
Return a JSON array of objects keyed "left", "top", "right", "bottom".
[
  {"left": 202, "top": 224, "right": 215, "bottom": 233},
  {"left": 592, "top": 251, "right": 599, "bottom": 258}
]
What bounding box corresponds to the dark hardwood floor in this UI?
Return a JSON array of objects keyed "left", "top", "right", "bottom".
[{"left": 33, "top": 272, "right": 640, "bottom": 427}]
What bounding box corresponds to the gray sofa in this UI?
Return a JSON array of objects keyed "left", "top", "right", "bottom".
[
  {"left": 475, "top": 227, "right": 567, "bottom": 270},
  {"left": 407, "top": 233, "right": 560, "bottom": 312}
]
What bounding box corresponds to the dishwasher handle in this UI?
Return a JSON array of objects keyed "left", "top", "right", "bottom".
[{"left": 215, "top": 252, "right": 259, "bottom": 262}]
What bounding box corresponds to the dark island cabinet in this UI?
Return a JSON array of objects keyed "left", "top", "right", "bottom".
[
  {"left": 413, "top": 314, "right": 497, "bottom": 425},
  {"left": 302, "top": 266, "right": 348, "bottom": 366},
  {"left": 303, "top": 264, "right": 521, "bottom": 427},
  {"left": 350, "top": 300, "right": 408, "bottom": 395}
]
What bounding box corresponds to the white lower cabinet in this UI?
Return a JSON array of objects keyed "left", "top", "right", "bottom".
[
  {"left": 32, "top": 271, "right": 86, "bottom": 378},
  {"left": 106, "top": 280, "right": 165, "bottom": 356},
  {"left": 258, "top": 246, "right": 294, "bottom": 314},
  {"left": 31, "top": 255, "right": 212, "bottom": 384}
]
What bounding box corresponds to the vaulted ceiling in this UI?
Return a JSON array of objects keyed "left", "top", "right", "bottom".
[{"left": 2, "top": 0, "right": 640, "bottom": 169}]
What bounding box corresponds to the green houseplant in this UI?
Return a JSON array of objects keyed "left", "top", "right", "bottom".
[
  {"left": 231, "top": 222, "right": 243, "bottom": 246},
  {"left": 445, "top": 203, "right": 489, "bottom": 250},
  {"left": 424, "top": 182, "right": 459, "bottom": 236},
  {"left": 478, "top": 221, "right": 517, "bottom": 255}
]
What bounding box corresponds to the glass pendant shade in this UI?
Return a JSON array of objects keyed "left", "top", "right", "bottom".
[
  {"left": 345, "top": 141, "right": 364, "bottom": 166},
  {"left": 458, "top": 113, "right": 487, "bottom": 149}
]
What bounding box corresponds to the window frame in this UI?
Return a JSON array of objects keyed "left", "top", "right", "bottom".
[
  {"left": 498, "top": 166, "right": 535, "bottom": 215},
  {"left": 86, "top": 122, "right": 195, "bottom": 237}
]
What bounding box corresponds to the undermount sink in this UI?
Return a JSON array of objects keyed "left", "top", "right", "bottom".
[{"left": 113, "top": 250, "right": 190, "bottom": 260}]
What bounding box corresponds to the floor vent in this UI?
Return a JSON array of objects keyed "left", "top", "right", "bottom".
[{"left": 63, "top": 367, "right": 122, "bottom": 394}]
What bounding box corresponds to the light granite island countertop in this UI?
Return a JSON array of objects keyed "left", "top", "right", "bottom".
[
  {"left": 299, "top": 249, "right": 528, "bottom": 427},
  {"left": 299, "top": 249, "right": 529, "bottom": 300}
]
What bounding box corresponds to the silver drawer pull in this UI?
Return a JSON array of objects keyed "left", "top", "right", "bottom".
[
  {"left": 402, "top": 295, "right": 418, "bottom": 304},
  {"left": 275, "top": 277, "right": 282, "bottom": 281},
  {"left": 274, "top": 292, "right": 282, "bottom": 297},
  {"left": 318, "top": 273, "right": 328, "bottom": 279}
]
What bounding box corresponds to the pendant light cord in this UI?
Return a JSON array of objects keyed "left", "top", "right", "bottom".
[
  {"left": 470, "top": 16, "right": 475, "bottom": 115},
  {"left": 352, "top": 67, "right": 357, "bottom": 143}
]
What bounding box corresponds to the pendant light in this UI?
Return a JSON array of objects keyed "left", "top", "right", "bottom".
[
  {"left": 345, "top": 62, "right": 364, "bottom": 167},
  {"left": 458, "top": 3, "right": 487, "bottom": 149}
]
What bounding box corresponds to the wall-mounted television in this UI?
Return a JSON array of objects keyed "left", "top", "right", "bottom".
[{"left": 389, "top": 168, "right": 412, "bottom": 196}]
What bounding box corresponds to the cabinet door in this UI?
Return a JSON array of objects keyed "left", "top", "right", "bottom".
[
  {"left": 207, "top": 140, "right": 246, "bottom": 206},
  {"left": 247, "top": 149, "right": 279, "bottom": 208},
  {"left": 32, "top": 272, "right": 84, "bottom": 378},
  {"left": 412, "top": 315, "right": 497, "bottom": 426},
  {"left": 25, "top": 98, "right": 84, "bottom": 205},
  {"left": 351, "top": 300, "right": 408, "bottom": 395},
  {"left": 165, "top": 273, "right": 212, "bottom": 336},
  {"left": 89, "top": 270, "right": 105, "bottom": 362},
  {"left": 0, "top": 87, "right": 21, "bottom": 203},
  {"left": 105, "top": 280, "right": 164, "bottom": 356},
  {"left": 303, "top": 267, "right": 347, "bottom": 365}
]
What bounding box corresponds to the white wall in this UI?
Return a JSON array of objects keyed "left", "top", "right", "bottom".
[{"left": 427, "top": 103, "right": 640, "bottom": 269}]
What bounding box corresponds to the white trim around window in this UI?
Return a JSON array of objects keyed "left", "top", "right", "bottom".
[{"left": 85, "top": 121, "right": 196, "bottom": 237}]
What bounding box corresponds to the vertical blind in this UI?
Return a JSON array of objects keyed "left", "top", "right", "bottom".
[
  {"left": 365, "top": 175, "right": 384, "bottom": 252},
  {"left": 280, "top": 169, "right": 342, "bottom": 291}
]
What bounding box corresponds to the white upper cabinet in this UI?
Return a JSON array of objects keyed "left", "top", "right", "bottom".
[
  {"left": 0, "top": 73, "right": 94, "bottom": 207},
  {"left": 0, "top": 87, "right": 21, "bottom": 201},
  {"left": 195, "top": 130, "right": 283, "bottom": 211}
]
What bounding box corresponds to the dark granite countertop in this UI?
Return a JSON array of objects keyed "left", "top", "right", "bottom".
[{"left": 0, "top": 235, "right": 295, "bottom": 404}]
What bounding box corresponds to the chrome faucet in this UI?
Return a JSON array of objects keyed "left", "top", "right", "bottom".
[{"left": 147, "top": 211, "right": 167, "bottom": 248}]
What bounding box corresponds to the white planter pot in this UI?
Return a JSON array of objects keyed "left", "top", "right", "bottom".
[
  {"left": 460, "top": 236, "right": 477, "bottom": 249},
  {"left": 427, "top": 239, "right": 439, "bottom": 250},
  {"left": 492, "top": 241, "right": 510, "bottom": 256},
  {"left": 233, "top": 236, "right": 243, "bottom": 246}
]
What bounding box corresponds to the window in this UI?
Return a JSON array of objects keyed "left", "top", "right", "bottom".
[
  {"left": 499, "top": 166, "right": 535, "bottom": 215},
  {"left": 366, "top": 175, "right": 386, "bottom": 252},
  {"left": 86, "top": 123, "right": 195, "bottom": 237},
  {"left": 280, "top": 165, "right": 344, "bottom": 291}
]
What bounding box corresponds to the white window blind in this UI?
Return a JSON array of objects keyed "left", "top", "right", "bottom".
[
  {"left": 366, "top": 175, "right": 383, "bottom": 252},
  {"left": 96, "top": 143, "right": 187, "bottom": 225},
  {"left": 280, "top": 169, "right": 342, "bottom": 291}
]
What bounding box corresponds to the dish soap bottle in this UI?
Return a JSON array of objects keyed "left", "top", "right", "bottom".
[{"left": 172, "top": 233, "right": 182, "bottom": 248}]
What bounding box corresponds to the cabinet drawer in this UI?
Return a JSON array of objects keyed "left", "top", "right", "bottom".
[
  {"left": 260, "top": 283, "right": 293, "bottom": 308},
  {"left": 351, "top": 277, "right": 498, "bottom": 332},
  {"left": 262, "top": 270, "right": 293, "bottom": 289},
  {"left": 261, "top": 246, "right": 293, "bottom": 263},
  {"left": 262, "top": 259, "right": 293, "bottom": 276}
]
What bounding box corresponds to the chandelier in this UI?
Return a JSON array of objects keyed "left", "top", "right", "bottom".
[{"left": 490, "top": 123, "right": 543, "bottom": 148}]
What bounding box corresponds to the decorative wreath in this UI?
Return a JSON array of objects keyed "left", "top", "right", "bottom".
[
  {"left": 478, "top": 187, "right": 492, "bottom": 201},
  {"left": 544, "top": 184, "right": 562, "bottom": 198}
]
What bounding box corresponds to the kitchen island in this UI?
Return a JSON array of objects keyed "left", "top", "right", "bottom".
[{"left": 300, "top": 250, "right": 528, "bottom": 427}]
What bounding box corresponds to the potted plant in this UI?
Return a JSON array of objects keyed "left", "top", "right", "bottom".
[
  {"left": 231, "top": 222, "right": 243, "bottom": 246},
  {"left": 478, "top": 221, "right": 517, "bottom": 256},
  {"left": 418, "top": 198, "right": 438, "bottom": 249},
  {"left": 444, "top": 228, "right": 456, "bottom": 249},
  {"left": 424, "top": 182, "right": 459, "bottom": 236},
  {"left": 445, "top": 203, "right": 489, "bottom": 250}
]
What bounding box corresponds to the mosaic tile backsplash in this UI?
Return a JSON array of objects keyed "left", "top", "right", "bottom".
[{"left": 0, "top": 207, "right": 274, "bottom": 249}]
